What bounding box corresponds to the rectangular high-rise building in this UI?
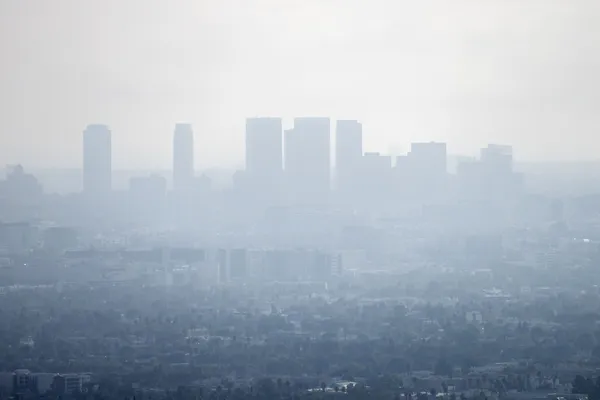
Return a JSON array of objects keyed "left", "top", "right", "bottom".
[
  {"left": 335, "top": 120, "right": 362, "bottom": 195},
  {"left": 480, "top": 144, "right": 513, "bottom": 174},
  {"left": 245, "top": 117, "right": 283, "bottom": 180},
  {"left": 173, "top": 123, "right": 194, "bottom": 192},
  {"left": 479, "top": 144, "right": 522, "bottom": 204},
  {"left": 357, "top": 152, "right": 393, "bottom": 210},
  {"left": 407, "top": 142, "right": 448, "bottom": 204},
  {"left": 83, "top": 124, "right": 111, "bottom": 195},
  {"left": 285, "top": 117, "right": 331, "bottom": 206}
]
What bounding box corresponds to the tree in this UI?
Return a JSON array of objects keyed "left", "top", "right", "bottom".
[
  {"left": 388, "top": 357, "right": 409, "bottom": 374},
  {"left": 576, "top": 333, "right": 596, "bottom": 353},
  {"left": 572, "top": 375, "right": 598, "bottom": 400},
  {"left": 434, "top": 358, "right": 453, "bottom": 377},
  {"left": 256, "top": 378, "right": 276, "bottom": 398},
  {"left": 530, "top": 326, "right": 544, "bottom": 345},
  {"left": 441, "top": 382, "right": 449, "bottom": 394},
  {"left": 591, "top": 345, "right": 600, "bottom": 359},
  {"left": 285, "top": 380, "right": 291, "bottom": 395}
]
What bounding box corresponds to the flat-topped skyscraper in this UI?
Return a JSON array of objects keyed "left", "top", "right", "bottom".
[
  {"left": 285, "top": 117, "right": 331, "bottom": 206},
  {"left": 245, "top": 117, "right": 283, "bottom": 179},
  {"left": 407, "top": 141, "right": 448, "bottom": 204},
  {"left": 335, "top": 120, "right": 362, "bottom": 197},
  {"left": 173, "top": 123, "right": 194, "bottom": 192},
  {"left": 83, "top": 124, "right": 112, "bottom": 195},
  {"left": 245, "top": 117, "right": 283, "bottom": 206}
]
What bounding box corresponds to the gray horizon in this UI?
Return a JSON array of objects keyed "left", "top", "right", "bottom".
[{"left": 2, "top": 0, "right": 599, "bottom": 169}]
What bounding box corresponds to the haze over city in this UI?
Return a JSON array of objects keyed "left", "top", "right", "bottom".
[
  {"left": 2, "top": 0, "right": 600, "bottom": 169},
  {"left": 5, "top": 1, "right": 600, "bottom": 400}
]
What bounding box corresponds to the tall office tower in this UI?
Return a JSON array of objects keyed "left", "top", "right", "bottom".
[
  {"left": 284, "top": 117, "right": 331, "bottom": 206},
  {"left": 456, "top": 145, "right": 521, "bottom": 230},
  {"left": 407, "top": 142, "right": 448, "bottom": 204},
  {"left": 173, "top": 123, "right": 194, "bottom": 192},
  {"left": 479, "top": 144, "right": 523, "bottom": 203},
  {"left": 83, "top": 124, "right": 112, "bottom": 195},
  {"left": 480, "top": 144, "right": 513, "bottom": 173},
  {"left": 245, "top": 117, "right": 283, "bottom": 203},
  {"left": 246, "top": 117, "right": 283, "bottom": 176},
  {"left": 335, "top": 120, "right": 362, "bottom": 199},
  {"left": 360, "top": 152, "right": 392, "bottom": 210}
]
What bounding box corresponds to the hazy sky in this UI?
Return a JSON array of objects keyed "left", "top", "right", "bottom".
[{"left": 1, "top": 0, "right": 599, "bottom": 169}]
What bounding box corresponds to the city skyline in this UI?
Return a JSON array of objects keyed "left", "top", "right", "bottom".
[
  {"left": 3, "top": 1, "right": 600, "bottom": 396},
  {"left": 3, "top": 116, "right": 597, "bottom": 174},
  {"left": 2, "top": 1, "right": 600, "bottom": 168},
  {"left": 1, "top": 118, "right": 528, "bottom": 197},
  {"left": 70, "top": 118, "right": 524, "bottom": 211},
  {"left": 3, "top": 113, "right": 600, "bottom": 170},
  {"left": 76, "top": 118, "right": 516, "bottom": 175}
]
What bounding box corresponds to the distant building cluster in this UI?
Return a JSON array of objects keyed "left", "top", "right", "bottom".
[
  {"left": 78, "top": 118, "right": 523, "bottom": 215},
  {"left": 0, "top": 369, "right": 91, "bottom": 397},
  {"left": 2, "top": 119, "right": 600, "bottom": 399}
]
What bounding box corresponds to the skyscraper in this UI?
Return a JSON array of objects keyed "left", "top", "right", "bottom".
[
  {"left": 362, "top": 153, "right": 392, "bottom": 183},
  {"left": 173, "top": 123, "right": 194, "bottom": 192},
  {"left": 356, "top": 152, "right": 393, "bottom": 211},
  {"left": 407, "top": 142, "right": 448, "bottom": 204},
  {"left": 245, "top": 117, "right": 283, "bottom": 208},
  {"left": 83, "top": 124, "right": 111, "bottom": 195},
  {"left": 335, "top": 120, "right": 362, "bottom": 196},
  {"left": 245, "top": 117, "right": 283, "bottom": 181},
  {"left": 480, "top": 144, "right": 513, "bottom": 174},
  {"left": 284, "top": 117, "right": 330, "bottom": 206},
  {"left": 479, "top": 144, "right": 523, "bottom": 203}
]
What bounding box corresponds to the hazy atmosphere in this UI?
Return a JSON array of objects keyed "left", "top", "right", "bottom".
[
  {"left": 6, "top": 2, "right": 600, "bottom": 399},
  {"left": 2, "top": 0, "right": 600, "bottom": 168}
]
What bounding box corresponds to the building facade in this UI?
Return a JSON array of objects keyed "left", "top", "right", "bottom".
[
  {"left": 284, "top": 117, "right": 331, "bottom": 206},
  {"left": 245, "top": 117, "right": 283, "bottom": 207},
  {"left": 83, "top": 124, "right": 111, "bottom": 195},
  {"left": 335, "top": 120, "right": 363, "bottom": 200},
  {"left": 173, "top": 123, "right": 194, "bottom": 192}
]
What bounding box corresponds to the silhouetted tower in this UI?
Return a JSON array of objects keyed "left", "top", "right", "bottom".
[
  {"left": 407, "top": 141, "right": 447, "bottom": 203},
  {"left": 284, "top": 117, "right": 331, "bottom": 206},
  {"left": 173, "top": 123, "right": 194, "bottom": 192},
  {"left": 82, "top": 124, "right": 112, "bottom": 195},
  {"left": 244, "top": 118, "right": 283, "bottom": 208},
  {"left": 246, "top": 117, "right": 283, "bottom": 177},
  {"left": 335, "top": 120, "right": 362, "bottom": 197}
]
